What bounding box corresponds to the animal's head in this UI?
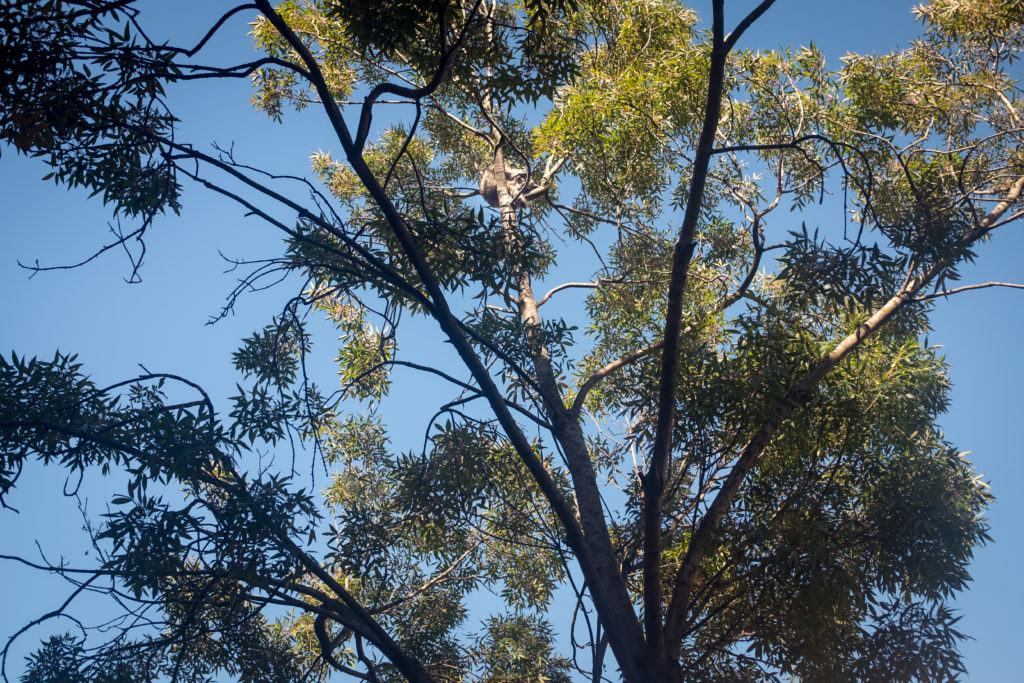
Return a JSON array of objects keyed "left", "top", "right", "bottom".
[{"left": 506, "top": 168, "right": 529, "bottom": 194}]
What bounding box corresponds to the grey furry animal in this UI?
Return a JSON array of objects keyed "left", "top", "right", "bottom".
[{"left": 479, "top": 162, "right": 540, "bottom": 209}]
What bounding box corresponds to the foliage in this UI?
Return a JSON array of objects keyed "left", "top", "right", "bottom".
[
  {"left": 2, "top": 0, "right": 1020, "bottom": 681},
  {"left": 0, "top": 0, "right": 179, "bottom": 219}
]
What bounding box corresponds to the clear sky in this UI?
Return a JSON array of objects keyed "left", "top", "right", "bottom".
[{"left": 1, "top": 1, "right": 1022, "bottom": 680}]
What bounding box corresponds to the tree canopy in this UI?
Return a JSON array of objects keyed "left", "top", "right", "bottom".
[{"left": 1, "top": 0, "right": 1021, "bottom": 680}]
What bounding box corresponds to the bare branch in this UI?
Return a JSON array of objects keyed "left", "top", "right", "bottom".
[
  {"left": 571, "top": 341, "right": 664, "bottom": 417},
  {"left": 723, "top": 0, "right": 778, "bottom": 52},
  {"left": 537, "top": 281, "right": 600, "bottom": 306},
  {"left": 912, "top": 281, "right": 1024, "bottom": 301}
]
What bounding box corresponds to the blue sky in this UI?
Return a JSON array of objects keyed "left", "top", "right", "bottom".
[{"left": 1, "top": 1, "right": 1022, "bottom": 680}]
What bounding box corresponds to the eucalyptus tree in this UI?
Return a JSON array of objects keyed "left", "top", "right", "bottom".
[{"left": 2, "top": 0, "right": 1020, "bottom": 680}]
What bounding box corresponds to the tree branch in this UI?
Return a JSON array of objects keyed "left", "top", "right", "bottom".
[
  {"left": 487, "top": 144, "right": 650, "bottom": 681},
  {"left": 1, "top": 574, "right": 98, "bottom": 682},
  {"left": 912, "top": 281, "right": 1024, "bottom": 301},
  {"left": 571, "top": 341, "right": 664, "bottom": 417},
  {"left": 250, "top": 15, "right": 632, "bottom": 676},
  {"left": 643, "top": 0, "right": 732, "bottom": 667},
  {"left": 662, "top": 172, "right": 1024, "bottom": 657},
  {"left": 537, "top": 281, "right": 600, "bottom": 306},
  {"left": 354, "top": 1, "right": 484, "bottom": 152}
]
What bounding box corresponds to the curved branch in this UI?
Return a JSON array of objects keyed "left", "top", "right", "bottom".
[
  {"left": 314, "top": 613, "right": 364, "bottom": 677},
  {"left": 181, "top": 4, "right": 258, "bottom": 58},
  {"left": 170, "top": 56, "right": 310, "bottom": 81},
  {"left": 571, "top": 341, "right": 664, "bottom": 417},
  {"left": 723, "top": 0, "right": 778, "bottom": 52},
  {"left": 537, "top": 281, "right": 600, "bottom": 306},
  {"left": 354, "top": 1, "right": 484, "bottom": 152},
  {"left": 912, "top": 281, "right": 1024, "bottom": 301},
  {"left": 713, "top": 214, "right": 766, "bottom": 313},
  {"left": 1, "top": 574, "right": 98, "bottom": 682},
  {"left": 372, "top": 542, "right": 481, "bottom": 613},
  {"left": 253, "top": 0, "right": 361, "bottom": 158}
]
